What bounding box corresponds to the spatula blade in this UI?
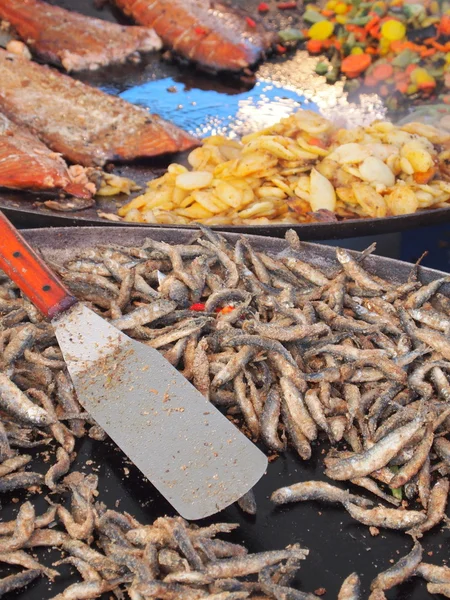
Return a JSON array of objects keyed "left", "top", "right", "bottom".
[{"left": 53, "top": 303, "right": 268, "bottom": 520}]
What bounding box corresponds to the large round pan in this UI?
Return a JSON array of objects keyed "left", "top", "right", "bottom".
[
  {"left": 3, "top": 226, "right": 448, "bottom": 600},
  {"left": 3, "top": 193, "right": 450, "bottom": 240},
  {"left": 5, "top": 0, "right": 450, "bottom": 239}
]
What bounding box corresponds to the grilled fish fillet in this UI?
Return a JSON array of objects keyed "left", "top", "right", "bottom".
[
  {"left": 0, "top": 0, "right": 162, "bottom": 72},
  {"left": 113, "top": 0, "right": 275, "bottom": 72},
  {"left": 0, "top": 50, "right": 197, "bottom": 167},
  {"left": 0, "top": 113, "right": 92, "bottom": 198}
]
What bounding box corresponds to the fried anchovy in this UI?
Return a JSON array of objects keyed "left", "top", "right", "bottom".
[
  {"left": 343, "top": 502, "right": 426, "bottom": 530},
  {"left": 0, "top": 569, "right": 42, "bottom": 596},
  {"left": 271, "top": 481, "right": 372, "bottom": 508},
  {"left": 237, "top": 489, "right": 257, "bottom": 515},
  {"left": 0, "top": 472, "right": 44, "bottom": 493},
  {"left": 335, "top": 248, "right": 385, "bottom": 292},
  {"left": 426, "top": 582, "right": 450, "bottom": 597},
  {"left": 389, "top": 423, "right": 434, "bottom": 488},
  {"left": 224, "top": 335, "right": 297, "bottom": 367},
  {"left": 165, "top": 547, "right": 309, "bottom": 583},
  {"left": 338, "top": 572, "right": 361, "bottom": 600},
  {"left": 417, "top": 563, "right": 450, "bottom": 583},
  {"left": 0, "top": 550, "right": 58, "bottom": 580},
  {"left": 0, "top": 373, "right": 54, "bottom": 426},
  {"left": 325, "top": 415, "right": 424, "bottom": 480},
  {"left": 407, "top": 478, "right": 449, "bottom": 536},
  {"left": 370, "top": 541, "right": 422, "bottom": 590}
]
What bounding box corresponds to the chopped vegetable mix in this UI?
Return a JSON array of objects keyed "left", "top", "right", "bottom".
[{"left": 274, "top": 0, "right": 450, "bottom": 109}]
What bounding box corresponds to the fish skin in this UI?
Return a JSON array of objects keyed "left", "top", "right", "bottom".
[
  {"left": 113, "top": 0, "right": 275, "bottom": 72},
  {"left": 0, "top": 50, "right": 197, "bottom": 167},
  {"left": 0, "top": 113, "right": 92, "bottom": 198},
  {"left": 0, "top": 0, "right": 162, "bottom": 72}
]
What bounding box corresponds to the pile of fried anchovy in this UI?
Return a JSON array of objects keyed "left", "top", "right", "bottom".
[{"left": 0, "top": 226, "right": 450, "bottom": 598}]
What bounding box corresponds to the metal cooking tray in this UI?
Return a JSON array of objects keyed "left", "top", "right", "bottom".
[
  {"left": 2, "top": 0, "right": 450, "bottom": 237},
  {"left": 2, "top": 226, "right": 449, "bottom": 599}
]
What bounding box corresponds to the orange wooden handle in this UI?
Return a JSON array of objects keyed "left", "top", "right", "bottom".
[{"left": 0, "top": 212, "right": 77, "bottom": 319}]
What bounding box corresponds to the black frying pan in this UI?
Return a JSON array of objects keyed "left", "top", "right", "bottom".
[
  {"left": 2, "top": 0, "right": 450, "bottom": 238},
  {"left": 1, "top": 226, "right": 449, "bottom": 600}
]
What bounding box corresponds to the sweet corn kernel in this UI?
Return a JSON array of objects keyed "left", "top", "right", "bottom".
[
  {"left": 351, "top": 47, "right": 364, "bottom": 55},
  {"left": 410, "top": 67, "right": 435, "bottom": 87},
  {"left": 379, "top": 36, "right": 391, "bottom": 55},
  {"left": 381, "top": 19, "right": 406, "bottom": 41},
  {"left": 430, "top": 0, "right": 439, "bottom": 13},
  {"left": 335, "top": 14, "right": 347, "bottom": 24},
  {"left": 325, "top": 0, "right": 337, "bottom": 9},
  {"left": 309, "top": 20, "right": 334, "bottom": 40},
  {"left": 334, "top": 2, "right": 348, "bottom": 14}
]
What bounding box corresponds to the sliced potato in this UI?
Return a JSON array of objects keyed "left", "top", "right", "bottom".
[{"left": 117, "top": 108, "right": 449, "bottom": 226}]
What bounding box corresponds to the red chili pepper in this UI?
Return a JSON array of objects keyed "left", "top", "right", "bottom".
[
  {"left": 194, "top": 26, "right": 207, "bottom": 35},
  {"left": 189, "top": 302, "right": 206, "bottom": 311},
  {"left": 278, "top": 1, "right": 297, "bottom": 8},
  {"left": 258, "top": 2, "right": 270, "bottom": 12},
  {"left": 276, "top": 44, "right": 287, "bottom": 54},
  {"left": 246, "top": 16, "right": 257, "bottom": 28}
]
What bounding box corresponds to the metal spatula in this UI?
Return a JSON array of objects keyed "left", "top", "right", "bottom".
[{"left": 0, "top": 213, "right": 267, "bottom": 520}]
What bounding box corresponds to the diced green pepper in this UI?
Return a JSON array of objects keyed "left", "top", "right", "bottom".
[
  {"left": 389, "top": 466, "right": 403, "bottom": 500},
  {"left": 403, "top": 3, "right": 425, "bottom": 19},
  {"left": 348, "top": 15, "right": 372, "bottom": 26},
  {"left": 391, "top": 486, "right": 403, "bottom": 500},
  {"left": 315, "top": 61, "right": 329, "bottom": 75},
  {"left": 278, "top": 28, "right": 306, "bottom": 42},
  {"left": 371, "top": 5, "right": 385, "bottom": 16},
  {"left": 326, "top": 66, "right": 340, "bottom": 84},
  {"left": 391, "top": 50, "right": 419, "bottom": 68},
  {"left": 344, "top": 78, "right": 361, "bottom": 92},
  {"left": 303, "top": 9, "right": 326, "bottom": 23}
]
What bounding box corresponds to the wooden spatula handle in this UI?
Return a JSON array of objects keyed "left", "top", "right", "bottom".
[{"left": 0, "top": 212, "right": 77, "bottom": 319}]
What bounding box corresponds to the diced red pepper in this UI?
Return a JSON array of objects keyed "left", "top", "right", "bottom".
[
  {"left": 276, "top": 44, "right": 287, "bottom": 54},
  {"left": 277, "top": 1, "right": 297, "bottom": 8},
  {"left": 246, "top": 16, "right": 257, "bottom": 27},
  {"left": 440, "top": 15, "right": 450, "bottom": 36},
  {"left": 258, "top": 2, "right": 270, "bottom": 12},
  {"left": 307, "top": 136, "right": 326, "bottom": 148},
  {"left": 194, "top": 26, "right": 207, "bottom": 35},
  {"left": 216, "top": 305, "right": 235, "bottom": 315},
  {"left": 189, "top": 303, "right": 206, "bottom": 311}
]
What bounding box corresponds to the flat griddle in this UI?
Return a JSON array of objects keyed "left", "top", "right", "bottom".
[
  {"left": 1, "top": 0, "right": 450, "bottom": 238},
  {"left": 2, "top": 226, "right": 449, "bottom": 600}
]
